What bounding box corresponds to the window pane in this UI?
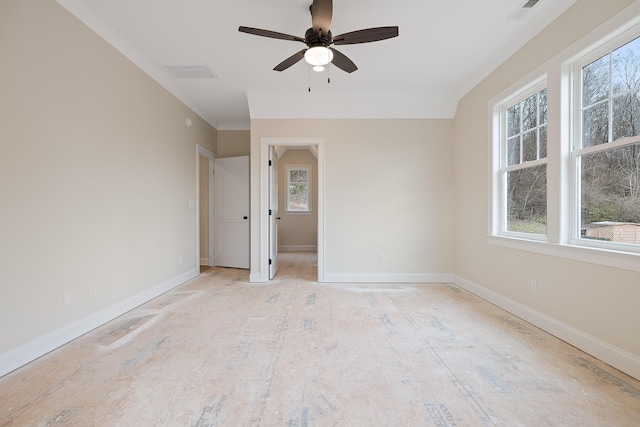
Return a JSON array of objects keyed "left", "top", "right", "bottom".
[
  {"left": 507, "top": 164, "right": 547, "bottom": 234},
  {"left": 540, "top": 125, "right": 547, "bottom": 159},
  {"left": 583, "top": 102, "right": 609, "bottom": 147},
  {"left": 612, "top": 36, "right": 640, "bottom": 96},
  {"left": 522, "top": 94, "right": 537, "bottom": 131},
  {"left": 507, "top": 104, "right": 521, "bottom": 137},
  {"left": 291, "top": 169, "right": 306, "bottom": 183},
  {"left": 583, "top": 55, "right": 610, "bottom": 107},
  {"left": 539, "top": 89, "right": 548, "bottom": 125},
  {"left": 290, "top": 195, "right": 308, "bottom": 210},
  {"left": 287, "top": 167, "right": 310, "bottom": 211},
  {"left": 580, "top": 143, "right": 640, "bottom": 244},
  {"left": 506, "top": 88, "right": 547, "bottom": 165},
  {"left": 612, "top": 91, "right": 640, "bottom": 140},
  {"left": 289, "top": 182, "right": 308, "bottom": 196},
  {"left": 507, "top": 136, "right": 520, "bottom": 166},
  {"left": 523, "top": 130, "right": 537, "bottom": 162}
]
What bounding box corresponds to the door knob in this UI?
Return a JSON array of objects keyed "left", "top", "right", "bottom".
[
  {"left": 243, "top": 216, "right": 248, "bottom": 220},
  {"left": 276, "top": 217, "right": 281, "bottom": 220}
]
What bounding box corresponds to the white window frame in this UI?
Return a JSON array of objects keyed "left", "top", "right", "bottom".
[
  {"left": 493, "top": 79, "right": 548, "bottom": 241},
  {"left": 488, "top": 5, "right": 640, "bottom": 273},
  {"left": 285, "top": 164, "right": 312, "bottom": 213},
  {"left": 570, "top": 26, "right": 640, "bottom": 254}
]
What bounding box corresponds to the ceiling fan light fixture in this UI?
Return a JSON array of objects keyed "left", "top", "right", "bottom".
[
  {"left": 239, "top": 0, "right": 398, "bottom": 73},
  {"left": 312, "top": 65, "right": 325, "bottom": 72},
  {"left": 304, "top": 46, "right": 333, "bottom": 66}
]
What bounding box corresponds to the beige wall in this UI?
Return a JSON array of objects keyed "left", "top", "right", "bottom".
[
  {"left": 4, "top": 0, "right": 638, "bottom": 381},
  {"left": 217, "top": 130, "right": 250, "bottom": 158},
  {"left": 453, "top": 0, "right": 640, "bottom": 372},
  {"left": 251, "top": 119, "right": 455, "bottom": 281},
  {"left": 277, "top": 149, "right": 318, "bottom": 250},
  {"left": 0, "top": 0, "right": 216, "bottom": 362}
]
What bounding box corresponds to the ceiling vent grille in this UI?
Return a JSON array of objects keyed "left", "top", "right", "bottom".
[
  {"left": 508, "top": 0, "right": 541, "bottom": 21},
  {"left": 165, "top": 64, "right": 218, "bottom": 79}
]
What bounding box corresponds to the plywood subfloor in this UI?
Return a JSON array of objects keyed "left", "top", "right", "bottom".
[{"left": 2, "top": 252, "right": 639, "bottom": 426}]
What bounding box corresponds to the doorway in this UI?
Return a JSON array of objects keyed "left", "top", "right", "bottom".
[
  {"left": 197, "top": 145, "right": 215, "bottom": 271},
  {"left": 255, "top": 137, "right": 325, "bottom": 283}
]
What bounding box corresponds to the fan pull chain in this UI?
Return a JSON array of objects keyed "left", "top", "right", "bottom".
[
  {"left": 308, "top": 65, "right": 312, "bottom": 92},
  {"left": 328, "top": 63, "right": 331, "bottom": 84}
]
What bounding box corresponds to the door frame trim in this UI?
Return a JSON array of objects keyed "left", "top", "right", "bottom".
[
  {"left": 256, "top": 137, "right": 325, "bottom": 282},
  {"left": 196, "top": 145, "right": 215, "bottom": 269}
]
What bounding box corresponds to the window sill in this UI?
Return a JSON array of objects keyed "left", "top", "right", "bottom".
[
  {"left": 284, "top": 211, "right": 313, "bottom": 216},
  {"left": 488, "top": 234, "right": 640, "bottom": 273}
]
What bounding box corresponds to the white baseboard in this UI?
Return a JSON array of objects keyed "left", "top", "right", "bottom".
[
  {"left": 323, "top": 273, "right": 454, "bottom": 283},
  {"left": 0, "top": 268, "right": 198, "bottom": 378},
  {"left": 199, "top": 257, "right": 209, "bottom": 265},
  {"left": 454, "top": 275, "right": 640, "bottom": 381},
  {"left": 278, "top": 245, "right": 317, "bottom": 252}
]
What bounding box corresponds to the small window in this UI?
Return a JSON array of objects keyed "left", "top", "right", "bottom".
[
  {"left": 496, "top": 85, "right": 548, "bottom": 236},
  {"left": 286, "top": 165, "right": 311, "bottom": 212}
]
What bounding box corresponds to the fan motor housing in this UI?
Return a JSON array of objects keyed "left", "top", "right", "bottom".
[{"left": 305, "top": 28, "right": 332, "bottom": 48}]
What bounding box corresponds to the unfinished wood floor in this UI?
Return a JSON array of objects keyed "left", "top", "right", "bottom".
[{"left": 2, "top": 252, "right": 640, "bottom": 426}]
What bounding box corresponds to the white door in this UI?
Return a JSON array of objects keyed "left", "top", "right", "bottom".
[
  {"left": 269, "top": 147, "right": 279, "bottom": 279},
  {"left": 213, "top": 156, "right": 249, "bottom": 269}
]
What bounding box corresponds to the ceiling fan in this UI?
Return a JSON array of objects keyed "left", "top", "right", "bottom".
[{"left": 238, "top": 0, "right": 398, "bottom": 73}]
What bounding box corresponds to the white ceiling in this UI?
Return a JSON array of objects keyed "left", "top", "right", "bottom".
[{"left": 57, "top": 0, "right": 575, "bottom": 130}]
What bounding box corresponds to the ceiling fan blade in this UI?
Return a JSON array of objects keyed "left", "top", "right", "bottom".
[
  {"left": 311, "top": 0, "right": 333, "bottom": 36},
  {"left": 274, "top": 49, "right": 307, "bottom": 71},
  {"left": 333, "top": 26, "right": 399, "bottom": 45},
  {"left": 238, "top": 26, "right": 305, "bottom": 43},
  {"left": 330, "top": 48, "right": 357, "bottom": 73}
]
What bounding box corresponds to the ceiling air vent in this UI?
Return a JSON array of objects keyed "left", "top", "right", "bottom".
[
  {"left": 508, "top": 0, "right": 541, "bottom": 21},
  {"left": 165, "top": 64, "right": 218, "bottom": 79}
]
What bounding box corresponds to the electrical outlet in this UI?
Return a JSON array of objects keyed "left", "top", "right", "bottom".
[
  {"left": 63, "top": 289, "right": 72, "bottom": 306},
  {"left": 89, "top": 283, "right": 96, "bottom": 297},
  {"left": 178, "top": 255, "right": 183, "bottom": 264},
  {"left": 530, "top": 279, "right": 537, "bottom": 293},
  {"left": 379, "top": 254, "right": 385, "bottom": 263}
]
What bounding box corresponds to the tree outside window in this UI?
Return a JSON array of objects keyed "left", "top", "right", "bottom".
[
  {"left": 577, "top": 36, "right": 640, "bottom": 245},
  {"left": 501, "top": 87, "right": 548, "bottom": 235}
]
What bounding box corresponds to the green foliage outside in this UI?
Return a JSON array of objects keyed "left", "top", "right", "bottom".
[{"left": 508, "top": 219, "right": 547, "bottom": 234}]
